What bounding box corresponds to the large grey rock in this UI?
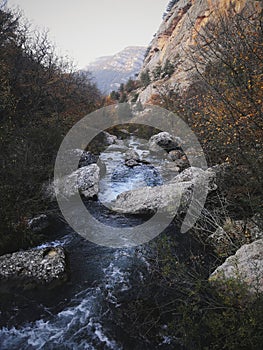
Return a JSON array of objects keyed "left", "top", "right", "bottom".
[
  {"left": 55, "top": 164, "right": 100, "bottom": 199},
  {"left": 170, "top": 166, "right": 217, "bottom": 188},
  {"left": 209, "top": 239, "right": 263, "bottom": 294},
  {"left": 0, "top": 246, "right": 67, "bottom": 287},
  {"left": 112, "top": 167, "right": 216, "bottom": 215},
  {"left": 163, "top": 162, "right": 181, "bottom": 174},
  {"left": 67, "top": 149, "right": 106, "bottom": 175},
  {"left": 149, "top": 132, "right": 183, "bottom": 153},
  {"left": 66, "top": 149, "right": 98, "bottom": 167},
  {"left": 103, "top": 131, "right": 118, "bottom": 145},
  {"left": 125, "top": 149, "right": 141, "bottom": 167}
]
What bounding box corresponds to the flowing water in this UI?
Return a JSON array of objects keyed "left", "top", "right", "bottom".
[{"left": 0, "top": 136, "right": 180, "bottom": 349}]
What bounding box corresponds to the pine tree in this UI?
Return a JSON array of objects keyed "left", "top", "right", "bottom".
[
  {"left": 125, "top": 78, "right": 136, "bottom": 93},
  {"left": 119, "top": 92, "right": 127, "bottom": 103},
  {"left": 119, "top": 83, "right": 124, "bottom": 93},
  {"left": 153, "top": 62, "right": 162, "bottom": 80},
  {"left": 140, "top": 69, "right": 151, "bottom": 87},
  {"left": 162, "top": 59, "right": 174, "bottom": 78},
  {"left": 110, "top": 90, "right": 120, "bottom": 100}
]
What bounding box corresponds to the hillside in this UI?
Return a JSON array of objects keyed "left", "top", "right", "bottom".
[{"left": 83, "top": 46, "right": 146, "bottom": 94}]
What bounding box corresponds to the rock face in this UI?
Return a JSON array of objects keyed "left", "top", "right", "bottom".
[
  {"left": 149, "top": 132, "right": 183, "bottom": 153},
  {"left": 55, "top": 164, "right": 100, "bottom": 199},
  {"left": 112, "top": 166, "right": 216, "bottom": 215},
  {"left": 138, "top": 0, "right": 260, "bottom": 103},
  {"left": 83, "top": 46, "right": 146, "bottom": 94},
  {"left": 210, "top": 239, "right": 263, "bottom": 294},
  {"left": 0, "top": 246, "right": 67, "bottom": 287}
]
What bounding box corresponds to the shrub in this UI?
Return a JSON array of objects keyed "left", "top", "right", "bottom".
[{"left": 0, "top": 8, "right": 101, "bottom": 253}]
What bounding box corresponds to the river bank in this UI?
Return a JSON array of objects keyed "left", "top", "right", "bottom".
[{"left": 0, "top": 131, "right": 262, "bottom": 349}]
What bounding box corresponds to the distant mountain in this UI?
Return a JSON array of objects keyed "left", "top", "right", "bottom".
[{"left": 83, "top": 46, "right": 146, "bottom": 94}]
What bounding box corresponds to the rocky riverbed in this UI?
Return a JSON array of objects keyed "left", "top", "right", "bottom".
[{"left": 0, "top": 131, "right": 262, "bottom": 349}]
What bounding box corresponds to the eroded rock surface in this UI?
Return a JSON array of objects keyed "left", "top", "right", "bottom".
[
  {"left": 0, "top": 246, "right": 68, "bottom": 287},
  {"left": 138, "top": 0, "right": 260, "bottom": 103},
  {"left": 112, "top": 166, "right": 216, "bottom": 215},
  {"left": 149, "top": 132, "right": 183, "bottom": 153},
  {"left": 210, "top": 239, "right": 263, "bottom": 294},
  {"left": 125, "top": 149, "right": 141, "bottom": 167},
  {"left": 55, "top": 164, "right": 100, "bottom": 199}
]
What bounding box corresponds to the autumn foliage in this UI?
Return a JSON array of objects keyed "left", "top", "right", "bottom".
[
  {"left": 189, "top": 7, "right": 263, "bottom": 162},
  {"left": 150, "top": 4, "right": 263, "bottom": 217},
  {"left": 0, "top": 8, "right": 101, "bottom": 253},
  {"left": 190, "top": 6, "right": 263, "bottom": 215}
]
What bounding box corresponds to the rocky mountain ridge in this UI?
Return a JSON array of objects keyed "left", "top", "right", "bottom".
[{"left": 83, "top": 46, "right": 146, "bottom": 94}]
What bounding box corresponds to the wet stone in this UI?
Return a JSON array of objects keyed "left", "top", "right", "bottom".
[{"left": 0, "top": 246, "right": 68, "bottom": 288}]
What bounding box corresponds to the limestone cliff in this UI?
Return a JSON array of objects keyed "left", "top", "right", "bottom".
[{"left": 138, "top": 0, "right": 262, "bottom": 103}]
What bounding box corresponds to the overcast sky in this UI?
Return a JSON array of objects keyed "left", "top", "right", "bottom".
[{"left": 7, "top": 0, "right": 168, "bottom": 69}]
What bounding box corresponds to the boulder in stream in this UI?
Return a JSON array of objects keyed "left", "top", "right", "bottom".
[
  {"left": 0, "top": 246, "right": 68, "bottom": 289},
  {"left": 112, "top": 167, "right": 217, "bottom": 215},
  {"left": 55, "top": 164, "right": 100, "bottom": 199},
  {"left": 149, "top": 132, "right": 183, "bottom": 153},
  {"left": 125, "top": 149, "right": 141, "bottom": 167},
  {"left": 103, "top": 131, "right": 118, "bottom": 145},
  {"left": 67, "top": 149, "right": 106, "bottom": 175},
  {"left": 78, "top": 150, "right": 99, "bottom": 168}
]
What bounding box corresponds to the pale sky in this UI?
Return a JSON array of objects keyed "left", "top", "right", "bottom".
[{"left": 7, "top": 0, "right": 168, "bottom": 69}]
